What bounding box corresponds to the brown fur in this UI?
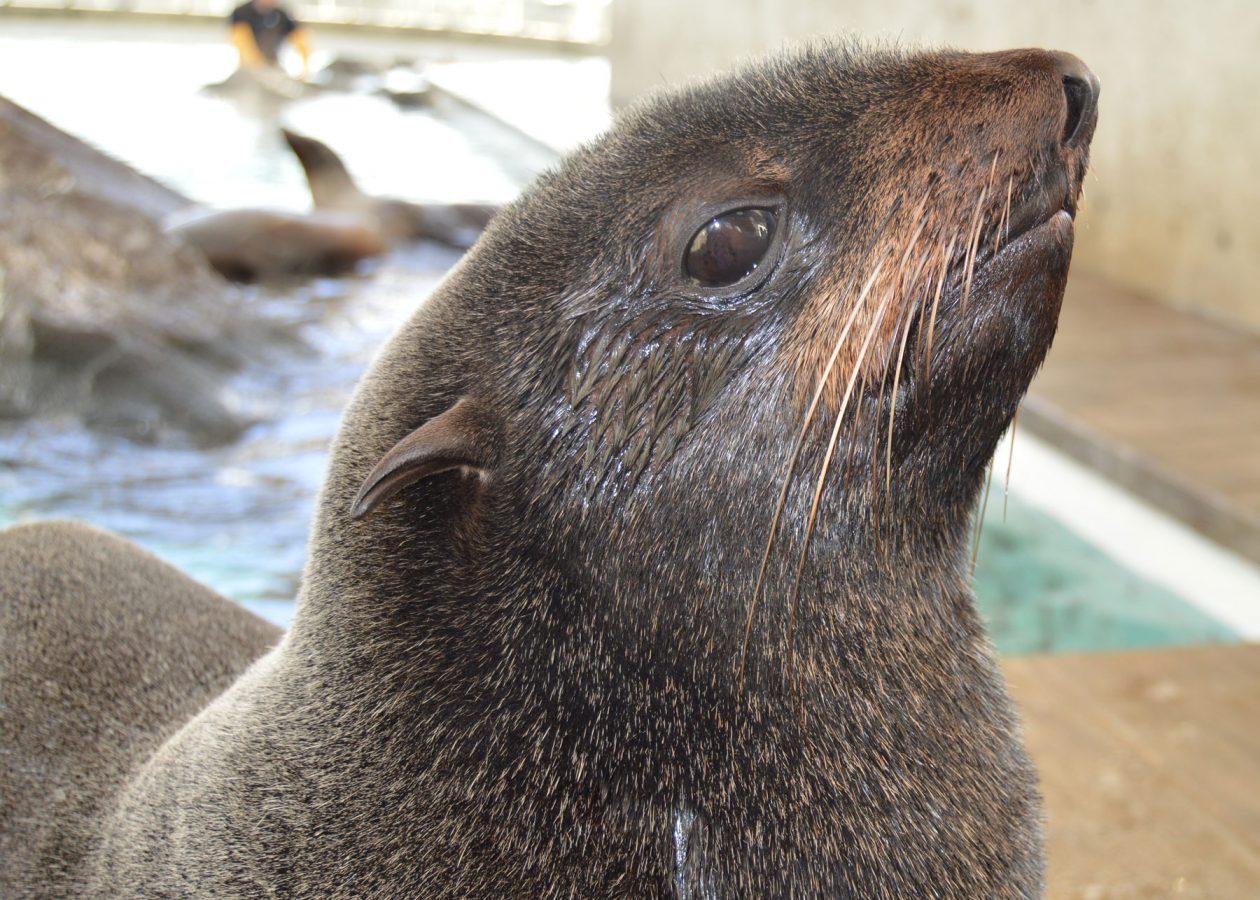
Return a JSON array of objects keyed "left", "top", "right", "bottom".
[
  {"left": 0, "top": 42, "right": 1097, "bottom": 897},
  {"left": 0, "top": 522, "right": 279, "bottom": 896},
  {"left": 167, "top": 207, "right": 388, "bottom": 281}
]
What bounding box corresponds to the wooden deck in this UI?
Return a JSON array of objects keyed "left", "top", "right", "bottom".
[
  {"left": 1025, "top": 272, "right": 1260, "bottom": 564},
  {"left": 1006, "top": 644, "right": 1260, "bottom": 898}
]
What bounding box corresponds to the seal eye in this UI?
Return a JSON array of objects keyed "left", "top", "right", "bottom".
[{"left": 684, "top": 207, "right": 777, "bottom": 288}]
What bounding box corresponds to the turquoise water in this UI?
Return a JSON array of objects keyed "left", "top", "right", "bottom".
[
  {"left": 974, "top": 489, "right": 1237, "bottom": 653},
  {"left": 0, "top": 18, "right": 1240, "bottom": 652}
]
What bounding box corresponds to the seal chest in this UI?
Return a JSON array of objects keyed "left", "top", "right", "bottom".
[{"left": 1, "top": 43, "right": 1098, "bottom": 898}]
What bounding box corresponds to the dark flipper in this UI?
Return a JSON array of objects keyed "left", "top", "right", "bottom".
[{"left": 281, "top": 128, "right": 365, "bottom": 210}]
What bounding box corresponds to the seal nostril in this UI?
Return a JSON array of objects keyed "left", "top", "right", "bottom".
[{"left": 1061, "top": 75, "right": 1090, "bottom": 147}]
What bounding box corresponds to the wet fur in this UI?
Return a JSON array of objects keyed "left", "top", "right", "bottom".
[{"left": 0, "top": 42, "right": 1094, "bottom": 897}]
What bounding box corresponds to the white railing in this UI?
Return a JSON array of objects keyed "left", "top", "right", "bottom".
[{"left": 0, "top": 0, "right": 610, "bottom": 44}]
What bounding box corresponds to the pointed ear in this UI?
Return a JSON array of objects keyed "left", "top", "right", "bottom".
[{"left": 350, "top": 397, "right": 499, "bottom": 520}]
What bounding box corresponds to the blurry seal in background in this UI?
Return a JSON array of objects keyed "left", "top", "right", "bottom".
[
  {"left": 282, "top": 128, "right": 498, "bottom": 249},
  {"left": 1, "top": 43, "right": 1097, "bottom": 896},
  {"left": 166, "top": 206, "right": 387, "bottom": 281},
  {"left": 165, "top": 129, "right": 504, "bottom": 282}
]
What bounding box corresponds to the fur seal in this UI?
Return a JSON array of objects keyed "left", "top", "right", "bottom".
[
  {"left": 0, "top": 94, "right": 265, "bottom": 443},
  {"left": 0, "top": 92, "right": 387, "bottom": 284},
  {"left": 0, "top": 43, "right": 1097, "bottom": 896},
  {"left": 0, "top": 521, "right": 281, "bottom": 893},
  {"left": 282, "top": 128, "right": 499, "bottom": 249},
  {"left": 165, "top": 129, "right": 501, "bottom": 282}
]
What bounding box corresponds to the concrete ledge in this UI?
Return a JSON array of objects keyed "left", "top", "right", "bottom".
[
  {"left": 1021, "top": 396, "right": 1260, "bottom": 565},
  {"left": 1025, "top": 272, "right": 1260, "bottom": 567}
]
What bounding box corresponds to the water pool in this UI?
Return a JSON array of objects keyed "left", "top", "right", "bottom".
[{"left": 0, "top": 16, "right": 1245, "bottom": 653}]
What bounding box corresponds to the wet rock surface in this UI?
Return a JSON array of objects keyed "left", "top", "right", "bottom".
[{"left": 0, "top": 96, "right": 275, "bottom": 445}]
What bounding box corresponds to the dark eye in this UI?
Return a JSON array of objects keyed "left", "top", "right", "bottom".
[{"left": 684, "top": 207, "right": 777, "bottom": 288}]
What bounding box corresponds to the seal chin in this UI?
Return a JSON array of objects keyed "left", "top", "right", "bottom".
[{"left": 932, "top": 202, "right": 1074, "bottom": 386}]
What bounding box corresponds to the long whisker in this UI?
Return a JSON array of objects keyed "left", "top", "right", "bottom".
[
  {"left": 960, "top": 189, "right": 988, "bottom": 313},
  {"left": 958, "top": 155, "right": 1000, "bottom": 312},
  {"left": 884, "top": 300, "right": 919, "bottom": 494},
  {"left": 736, "top": 194, "right": 919, "bottom": 690},
  {"left": 971, "top": 457, "right": 994, "bottom": 573},
  {"left": 864, "top": 192, "right": 936, "bottom": 544},
  {"left": 873, "top": 212, "right": 934, "bottom": 500},
  {"left": 996, "top": 175, "right": 1014, "bottom": 254},
  {"left": 869, "top": 356, "right": 889, "bottom": 543},
  {"left": 1003, "top": 408, "right": 1019, "bottom": 522},
  {"left": 911, "top": 236, "right": 949, "bottom": 420},
  {"left": 986, "top": 151, "right": 1001, "bottom": 192},
  {"left": 784, "top": 286, "right": 895, "bottom": 692},
  {"left": 737, "top": 258, "right": 885, "bottom": 689},
  {"left": 922, "top": 233, "right": 957, "bottom": 380}
]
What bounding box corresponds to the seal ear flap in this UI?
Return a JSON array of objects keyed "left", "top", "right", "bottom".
[{"left": 350, "top": 398, "right": 499, "bottom": 521}]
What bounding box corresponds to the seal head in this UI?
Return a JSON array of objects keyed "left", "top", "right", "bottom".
[
  {"left": 84, "top": 44, "right": 1098, "bottom": 897},
  {"left": 293, "top": 43, "right": 1097, "bottom": 896}
]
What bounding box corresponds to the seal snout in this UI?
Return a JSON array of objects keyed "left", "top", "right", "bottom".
[{"left": 979, "top": 50, "right": 1099, "bottom": 250}]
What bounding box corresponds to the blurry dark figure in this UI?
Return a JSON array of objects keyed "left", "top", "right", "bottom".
[{"left": 229, "top": 0, "right": 311, "bottom": 79}]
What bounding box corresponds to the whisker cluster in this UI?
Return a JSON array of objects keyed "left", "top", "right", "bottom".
[{"left": 742, "top": 152, "right": 1028, "bottom": 697}]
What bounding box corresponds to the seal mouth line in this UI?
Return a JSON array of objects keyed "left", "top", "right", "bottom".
[{"left": 973, "top": 196, "right": 1073, "bottom": 279}]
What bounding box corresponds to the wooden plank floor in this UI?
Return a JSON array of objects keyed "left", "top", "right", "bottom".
[
  {"left": 1024, "top": 272, "right": 1260, "bottom": 564},
  {"left": 1006, "top": 644, "right": 1260, "bottom": 898}
]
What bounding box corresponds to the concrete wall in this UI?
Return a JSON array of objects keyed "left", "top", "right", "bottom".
[{"left": 609, "top": 0, "right": 1260, "bottom": 331}]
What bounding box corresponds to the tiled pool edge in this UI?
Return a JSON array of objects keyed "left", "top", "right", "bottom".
[{"left": 996, "top": 425, "right": 1260, "bottom": 640}]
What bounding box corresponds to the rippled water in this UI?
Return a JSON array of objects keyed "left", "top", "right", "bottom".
[
  {"left": 0, "top": 251, "right": 467, "bottom": 625},
  {"left": 0, "top": 18, "right": 545, "bottom": 625}
]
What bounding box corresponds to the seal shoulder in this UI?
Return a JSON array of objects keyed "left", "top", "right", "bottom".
[{"left": 0, "top": 520, "right": 279, "bottom": 893}]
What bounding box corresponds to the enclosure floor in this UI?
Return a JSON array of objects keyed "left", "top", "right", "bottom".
[
  {"left": 1007, "top": 643, "right": 1260, "bottom": 897},
  {"left": 1024, "top": 272, "right": 1260, "bottom": 564}
]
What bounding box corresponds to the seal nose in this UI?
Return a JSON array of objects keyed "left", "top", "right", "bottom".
[{"left": 1050, "top": 51, "right": 1099, "bottom": 148}]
